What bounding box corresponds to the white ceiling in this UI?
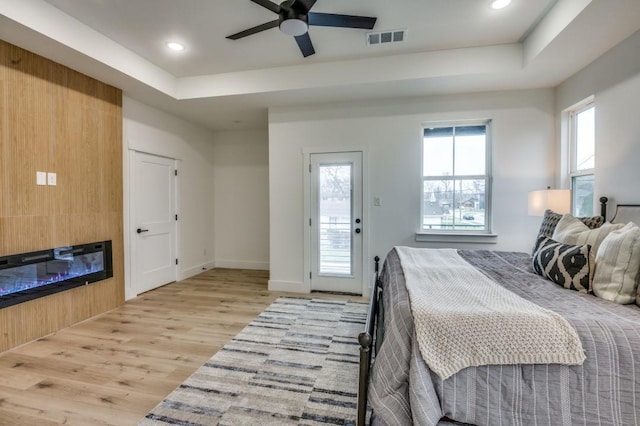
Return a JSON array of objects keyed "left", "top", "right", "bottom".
[
  {"left": 42, "top": 0, "right": 557, "bottom": 76},
  {"left": 1, "top": 0, "right": 640, "bottom": 131}
]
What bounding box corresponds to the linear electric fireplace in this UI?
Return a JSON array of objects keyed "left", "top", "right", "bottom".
[{"left": 0, "top": 241, "right": 113, "bottom": 309}]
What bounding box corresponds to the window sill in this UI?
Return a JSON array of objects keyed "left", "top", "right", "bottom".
[{"left": 415, "top": 232, "right": 498, "bottom": 244}]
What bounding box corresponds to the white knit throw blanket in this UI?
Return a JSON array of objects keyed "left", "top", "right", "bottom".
[{"left": 395, "top": 247, "right": 586, "bottom": 379}]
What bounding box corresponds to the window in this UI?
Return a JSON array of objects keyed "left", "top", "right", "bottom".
[
  {"left": 421, "top": 122, "right": 491, "bottom": 233},
  {"left": 569, "top": 102, "right": 595, "bottom": 216}
]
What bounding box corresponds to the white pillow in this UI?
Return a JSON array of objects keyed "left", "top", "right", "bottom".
[
  {"left": 552, "top": 214, "right": 624, "bottom": 256},
  {"left": 592, "top": 222, "right": 640, "bottom": 304}
]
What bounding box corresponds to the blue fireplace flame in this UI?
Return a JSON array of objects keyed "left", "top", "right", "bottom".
[
  {"left": 0, "top": 251, "right": 104, "bottom": 297},
  {"left": 0, "top": 241, "right": 112, "bottom": 308}
]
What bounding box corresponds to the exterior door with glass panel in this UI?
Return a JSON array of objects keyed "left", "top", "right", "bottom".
[{"left": 310, "top": 152, "right": 363, "bottom": 294}]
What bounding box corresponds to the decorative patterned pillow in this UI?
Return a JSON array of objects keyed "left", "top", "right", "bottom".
[
  {"left": 592, "top": 222, "right": 640, "bottom": 304},
  {"left": 532, "top": 236, "right": 594, "bottom": 292},
  {"left": 552, "top": 214, "right": 623, "bottom": 256},
  {"left": 536, "top": 209, "right": 604, "bottom": 238},
  {"left": 533, "top": 210, "right": 604, "bottom": 255}
]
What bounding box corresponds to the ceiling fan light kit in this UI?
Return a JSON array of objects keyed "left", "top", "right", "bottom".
[
  {"left": 227, "top": 0, "right": 377, "bottom": 57},
  {"left": 280, "top": 18, "right": 308, "bottom": 36}
]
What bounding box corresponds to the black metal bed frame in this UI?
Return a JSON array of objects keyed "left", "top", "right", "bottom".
[
  {"left": 357, "top": 255, "right": 382, "bottom": 426},
  {"left": 355, "top": 197, "right": 611, "bottom": 426}
]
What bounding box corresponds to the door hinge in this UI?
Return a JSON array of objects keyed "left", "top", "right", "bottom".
[
  {"left": 175, "top": 259, "right": 179, "bottom": 265},
  {"left": 309, "top": 163, "right": 311, "bottom": 173},
  {"left": 174, "top": 170, "right": 178, "bottom": 176},
  {"left": 309, "top": 218, "right": 311, "bottom": 226},
  {"left": 309, "top": 272, "right": 312, "bottom": 279},
  {"left": 175, "top": 214, "right": 178, "bottom": 220}
]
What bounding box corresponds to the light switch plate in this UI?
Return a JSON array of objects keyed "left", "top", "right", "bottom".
[
  {"left": 36, "top": 171, "right": 46, "bottom": 186},
  {"left": 47, "top": 172, "right": 57, "bottom": 186}
]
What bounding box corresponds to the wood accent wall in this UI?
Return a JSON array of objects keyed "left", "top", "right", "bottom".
[{"left": 0, "top": 40, "right": 124, "bottom": 352}]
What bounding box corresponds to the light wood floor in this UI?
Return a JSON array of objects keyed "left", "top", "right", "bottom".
[{"left": 0, "top": 269, "right": 366, "bottom": 425}]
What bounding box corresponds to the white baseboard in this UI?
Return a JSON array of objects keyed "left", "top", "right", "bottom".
[
  {"left": 179, "top": 261, "right": 215, "bottom": 281},
  {"left": 214, "top": 259, "right": 269, "bottom": 270},
  {"left": 268, "top": 279, "right": 310, "bottom": 293},
  {"left": 124, "top": 287, "right": 136, "bottom": 301}
]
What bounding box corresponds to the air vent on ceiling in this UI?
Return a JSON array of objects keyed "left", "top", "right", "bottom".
[{"left": 366, "top": 29, "right": 407, "bottom": 46}]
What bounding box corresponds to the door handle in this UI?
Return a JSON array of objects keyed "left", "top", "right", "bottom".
[{"left": 137, "top": 228, "right": 149, "bottom": 234}]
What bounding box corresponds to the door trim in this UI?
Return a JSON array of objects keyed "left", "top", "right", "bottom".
[
  {"left": 303, "top": 146, "right": 370, "bottom": 297},
  {"left": 127, "top": 149, "right": 180, "bottom": 298}
]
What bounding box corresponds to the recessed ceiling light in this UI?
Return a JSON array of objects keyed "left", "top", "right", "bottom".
[
  {"left": 166, "top": 41, "right": 185, "bottom": 51},
  {"left": 491, "top": 0, "right": 511, "bottom": 9}
]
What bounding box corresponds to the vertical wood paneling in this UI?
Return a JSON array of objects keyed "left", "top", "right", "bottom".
[
  {"left": 0, "top": 39, "right": 124, "bottom": 352},
  {"left": 0, "top": 80, "right": 4, "bottom": 222},
  {"left": 4, "top": 45, "right": 54, "bottom": 218}
]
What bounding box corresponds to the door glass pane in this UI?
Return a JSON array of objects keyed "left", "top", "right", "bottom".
[{"left": 319, "top": 163, "right": 352, "bottom": 275}]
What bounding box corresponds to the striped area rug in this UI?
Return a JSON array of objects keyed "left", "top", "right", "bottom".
[{"left": 140, "top": 297, "right": 367, "bottom": 426}]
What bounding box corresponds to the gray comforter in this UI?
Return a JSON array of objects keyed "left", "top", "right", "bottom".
[{"left": 369, "top": 248, "right": 640, "bottom": 426}]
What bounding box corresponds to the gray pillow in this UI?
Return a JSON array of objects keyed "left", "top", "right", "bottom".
[{"left": 537, "top": 209, "right": 604, "bottom": 238}]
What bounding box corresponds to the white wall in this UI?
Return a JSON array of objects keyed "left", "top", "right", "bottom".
[
  {"left": 212, "top": 129, "right": 269, "bottom": 270},
  {"left": 123, "top": 97, "right": 216, "bottom": 300},
  {"left": 268, "top": 89, "right": 556, "bottom": 293},
  {"left": 556, "top": 29, "right": 640, "bottom": 217}
]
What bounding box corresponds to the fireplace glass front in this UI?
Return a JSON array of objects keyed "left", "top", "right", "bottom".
[{"left": 0, "top": 241, "right": 113, "bottom": 308}]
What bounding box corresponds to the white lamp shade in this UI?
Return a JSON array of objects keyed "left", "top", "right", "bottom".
[{"left": 528, "top": 189, "right": 571, "bottom": 216}]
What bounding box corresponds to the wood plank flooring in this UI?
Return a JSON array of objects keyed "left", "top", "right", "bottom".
[{"left": 0, "top": 268, "right": 366, "bottom": 425}]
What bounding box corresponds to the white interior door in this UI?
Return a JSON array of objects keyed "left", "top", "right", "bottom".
[
  {"left": 310, "top": 152, "right": 363, "bottom": 294},
  {"left": 132, "top": 152, "right": 177, "bottom": 294}
]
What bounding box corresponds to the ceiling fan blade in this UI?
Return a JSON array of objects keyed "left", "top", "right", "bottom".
[
  {"left": 226, "top": 20, "right": 279, "bottom": 40},
  {"left": 250, "top": 0, "right": 280, "bottom": 14},
  {"left": 290, "top": 0, "right": 317, "bottom": 15},
  {"left": 308, "top": 12, "right": 377, "bottom": 29},
  {"left": 294, "top": 33, "right": 315, "bottom": 57}
]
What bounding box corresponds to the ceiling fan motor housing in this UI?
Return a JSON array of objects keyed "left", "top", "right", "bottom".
[{"left": 279, "top": 1, "right": 309, "bottom": 36}]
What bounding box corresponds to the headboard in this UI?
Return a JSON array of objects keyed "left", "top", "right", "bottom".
[
  {"left": 611, "top": 205, "right": 640, "bottom": 225},
  {"left": 601, "top": 197, "right": 640, "bottom": 224}
]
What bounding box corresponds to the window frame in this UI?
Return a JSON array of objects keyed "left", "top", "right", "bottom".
[
  {"left": 567, "top": 99, "right": 595, "bottom": 216},
  {"left": 418, "top": 120, "right": 494, "bottom": 238}
]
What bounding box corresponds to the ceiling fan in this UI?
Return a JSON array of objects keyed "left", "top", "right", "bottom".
[{"left": 226, "top": 0, "right": 377, "bottom": 57}]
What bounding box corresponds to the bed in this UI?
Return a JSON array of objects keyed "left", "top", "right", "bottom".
[{"left": 357, "top": 198, "right": 640, "bottom": 426}]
